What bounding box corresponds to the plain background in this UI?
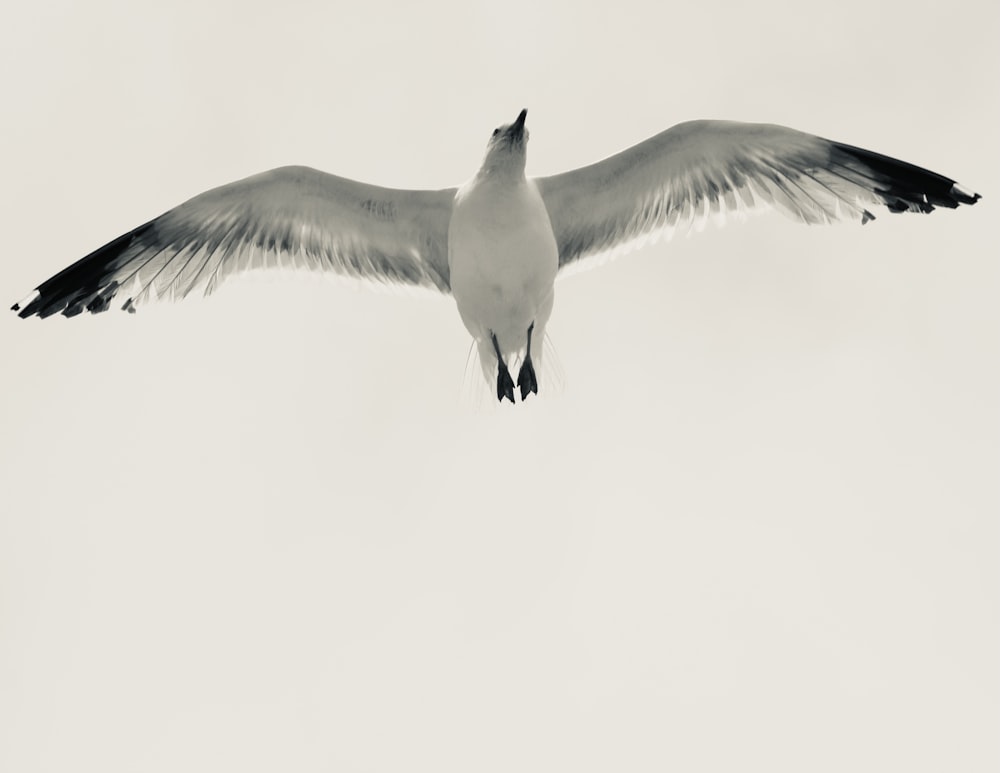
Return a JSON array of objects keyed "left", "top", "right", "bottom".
[{"left": 1, "top": 1, "right": 997, "bottom": 770}]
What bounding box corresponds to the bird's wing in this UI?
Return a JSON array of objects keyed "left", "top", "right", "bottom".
[
  {"left": 535, "top": 120, "right": 980, "bottom": 273},
  {"left": 13, "top": 166, "right": 456, "bottom": 318}
]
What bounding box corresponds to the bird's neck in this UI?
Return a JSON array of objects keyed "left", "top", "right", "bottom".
[{"left": 477, "top": 157, "right": 527, "bottom": 183}]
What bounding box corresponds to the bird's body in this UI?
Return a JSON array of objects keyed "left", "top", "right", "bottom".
[
  {"left": 449, "top": 173, "right": 557, "bottom": 380},
  {"left": 12, "top": 110, "right": 980, "bottom": 403}
]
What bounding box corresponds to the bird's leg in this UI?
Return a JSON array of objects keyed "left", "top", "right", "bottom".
[
  {"left": 516, "top": 322, "right": 538, "bottom": 400},
  {"left": 491, "top": 332, "right": 515, "bottom": 403}
]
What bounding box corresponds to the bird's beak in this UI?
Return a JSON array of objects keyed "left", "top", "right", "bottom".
[{"left": 510, "top": 108, "right": 527, "bottom": 138}]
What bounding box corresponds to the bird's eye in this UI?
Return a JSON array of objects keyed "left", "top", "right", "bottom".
[{"left": 492, "top": 128, "right": 500, "bottom": 137}]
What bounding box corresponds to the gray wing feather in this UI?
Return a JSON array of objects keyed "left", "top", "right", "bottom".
[
  {"left": 535, "top": 120, "right": 979, "bottom": 273},
  {"left": 14, "top": 166, "right": 456, "bottom": 318}
]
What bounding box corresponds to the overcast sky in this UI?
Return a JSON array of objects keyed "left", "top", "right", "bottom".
[{"left": 1, "top": 1, "right": 997, "bottom": 771}]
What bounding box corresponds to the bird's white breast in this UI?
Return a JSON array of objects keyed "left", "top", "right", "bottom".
[{"left": 447, "top": 177, "right": 558, "bottom": 353}]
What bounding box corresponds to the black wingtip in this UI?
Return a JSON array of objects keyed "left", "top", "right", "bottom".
[
  {"left": 12, "top": 221, "right": 154, "bottom": 319},
  {"left": 949, "top": 183, "right": 981, "bottom": 206},
  {"left": 832, "top": 142, "right": 981, "bottom": 215},
  {"left": 13, "top": 290, "right": 45, "bottom": 318}
]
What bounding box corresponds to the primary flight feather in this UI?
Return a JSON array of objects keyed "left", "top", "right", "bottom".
[{"left": 13, "top": 110, "right": 980, "bottom": 402}]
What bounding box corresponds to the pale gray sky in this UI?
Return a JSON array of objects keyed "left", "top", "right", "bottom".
[{"left": 1, "top": 1, "right": 997, "bottom": 771}]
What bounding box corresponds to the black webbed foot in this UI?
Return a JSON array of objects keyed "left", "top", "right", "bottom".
[
  {"left": 516, "top": 357, "right": 538, "bottom": 401},
  {"left": 497, "top": 364, "right": 516, "bottom": 403}
]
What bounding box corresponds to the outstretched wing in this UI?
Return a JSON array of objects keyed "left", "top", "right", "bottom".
[
  {"left": 13, "top": 166, "right": 456, "bottom": 318},
  {"left": 535, "top": 120, "right": 980, "bottom": 273}
]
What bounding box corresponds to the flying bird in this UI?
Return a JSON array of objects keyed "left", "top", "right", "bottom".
[{"left": 12, "top": 110, "right": 980, "bottom": 402}]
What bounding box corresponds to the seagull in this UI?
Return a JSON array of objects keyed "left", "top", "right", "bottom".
[{"left": 12, "top": 109, "right": 980, "bottom": 402}]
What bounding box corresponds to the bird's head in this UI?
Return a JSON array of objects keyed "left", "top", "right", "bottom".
[{"left": 479, "top": 108, "right": 529, "bottom": 178}]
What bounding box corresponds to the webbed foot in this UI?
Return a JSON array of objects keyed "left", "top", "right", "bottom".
[
  {"left": 497, "top": 363, "right": 516, "bottom": 403},
  {"left": 516, "top": 357, "right": 538, "bottom": 400}
]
